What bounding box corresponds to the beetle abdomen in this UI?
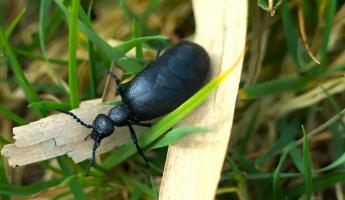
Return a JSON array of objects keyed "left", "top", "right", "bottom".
[{"left": 124, "top": 41, "right": 210, "bottom": 120}]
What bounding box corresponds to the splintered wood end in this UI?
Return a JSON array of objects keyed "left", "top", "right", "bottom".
[{"left": 1, "top": 99, "right": 132, "bottom": 167}]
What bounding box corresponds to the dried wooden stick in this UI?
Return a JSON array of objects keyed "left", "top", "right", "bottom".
[
  {"left": 1, "top": 99, "right": 135, "bottom": 167},
  {"left": 159, "top": 0, "right": 247, "bottom": 199}
]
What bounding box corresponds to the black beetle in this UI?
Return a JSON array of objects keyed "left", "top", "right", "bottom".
[{"left": 62, "top": 41, "right": 210, "bottom": 175}]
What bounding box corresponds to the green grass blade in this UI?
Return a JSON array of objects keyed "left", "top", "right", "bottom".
[
  {"left": 0, "top": 134, "right": 10, "bottom": 145},
  {"left": 226, "top": 156, "right": 249, "bottom": 200},
  {"left": 13, "top": 48, "right": 68, "bottom": 65},
  {"left": 151, "top": 126, "right": 210, "bottom": 149},
  {"left": 86, "top": 0, "right": 93, "bottom": 18},
  {"left": 45, "top": 6, "right": 65, "bottom": 41},
  {"left": 238, "top": 105, "right": 260, "bottom": 153},
  {"left": 302, "top": 125, "right": 313, "bottom": 200},
  {"left": 0, "top": 105, "right": 28, "bottom": 125},
  {"left": 132, "top": 20, "right": 143, "bottom": 59},
  {"left": 129, "top": 188, "right": 143, "bottom": 200},
  {"left": 103, "top": 53, "right": 242, "bottom": 168},
  {"left": 320, "top": 0, "right": 337, "bottom": 65},
  {"left": 255, "top": 120, "right": 298, "bottom": 167},
  {"left": 54, "top": 0, "right": 140, "bottom": 73},
  {"left": 321, "top": 86, "right": 345, "bottom": 161},
  {"left": 39, "top": 0, "right": 69, "bottom": 94},
  {"left": 68, "top": 0, "right": 80, "bottom": 109},
  {"left": 51, "top": 191, "right": 71, "bottom": 200},
  {"left": 119, "top": 0, "right": 137, "bottom": 23},
  {"left": 55, "top": 1, "right": 88, "bottom": 198},
  {"left": 286, "top": 172, "right": 345, "bottom": 199},
  {"left": 77, "top": 4, "right": 93, "bottom": 28},
  {"left": 55, "top": 0, "right": 130, "bottom": 72},
  {"left": 0, "top": 25, "right": 45, "bottom": 117},
  {"left": 289, "top": 143, "right": 304, "bottom": 173},
  {"left": 321, "top": 86, "right": 345, "bottom": 120},
  {"left": 117, "top": 172, "right": 156, "bottom": 198},
  {"left": 86, "top": 36, "right": 97, "bottom": 98},
  {"left": 142, "top": 0, "right": 161, "bottom": 19},
  {"left": 239, "top": 76, "right": 309, "bottom": 99},
  {"left": 56, "top": 0, "right": 167, "bottom": 74},
  {"left": 114, "top": 35, "right": 168, "bottom": 53},
  {"left": 39, "top": 0, "right": 51, "bottom": 45},
  {"left": 59, "top": 175, "right": 116, "bottom": 188},
  {"left": 230, "top": 150, "right": 257, "bottom": 173},
  {"left": 39, "top": 161, "right": 61, "bottom": 174},
  {"left": 0, "top": 179, "right": 63, "bottom": 196},
  {"left": 101, "top": 99, "right": 122, "bottom": 106},
  {"left": 273, "top": 143, "right": 292, "bottom": 199},
  {"left": 330, "top": 122, "right": 345, "bottom": 162},
  {"left": 86, "top": 1, "right": 97, "bottom": 98},
  {"left": 324, "top": 62, "right": 345, "bottom": 76},
  {"left": 118, "top": 0, "right": 154, "bottom": 36},
  {"left": 4, "top": 8, "right": 26, "bottom": 38},
  {"left": 221, "top": 172, "right": 302, "bottom": 181},
  {"left": 281, "top": 0, "right": 300, "bottom": 68},
  {"left": 321, "top": 86, "right": 345, "bottom": 146},
  {"left": 257, "top": 0, "right": 283, "bottom": 12},
  {"left": 29, "top": 101, "right": 70, "bottom": 111},
  {"left": 318, "top": 152, "right": 345, "bottom": 173},
  {"left": 0, "top": 148, "right": 9, "bottom": 200},
  {"left": 57, "top": 157, "right": 89, "bottom": 200}
]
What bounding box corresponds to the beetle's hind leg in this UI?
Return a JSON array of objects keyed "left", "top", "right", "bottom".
[{"left": 127, "top": 123, "right": 150, "bottom": 167}]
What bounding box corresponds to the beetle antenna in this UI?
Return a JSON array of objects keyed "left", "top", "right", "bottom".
[
  {"left": 86, "top": 141, "right": 100, "bottom": 176},
  {"left": 60, "top": 110, "right": 93, "bottom": 129}
]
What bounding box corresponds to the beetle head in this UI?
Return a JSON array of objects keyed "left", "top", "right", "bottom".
[
  {"left": 60, "top": 110, "right": 115, "bottom": 176},
  {"left": 91, "top": 114, "right": 114, "bottom": 141},
  {"left": 85, "top": 114, "right": 115, "bottom": 176}
]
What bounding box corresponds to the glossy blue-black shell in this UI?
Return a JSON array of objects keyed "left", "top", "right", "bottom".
[{"left": 123, "top": 41, "right": 210, "bottom": 121}]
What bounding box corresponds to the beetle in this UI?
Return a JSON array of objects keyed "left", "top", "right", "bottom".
[{"left": 62, "top": 41, "right": 210, "bottom": 175}]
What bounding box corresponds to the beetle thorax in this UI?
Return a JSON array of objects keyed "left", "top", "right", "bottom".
[{"left": 108, "top": 104, "right": 130, "bottom": 126}]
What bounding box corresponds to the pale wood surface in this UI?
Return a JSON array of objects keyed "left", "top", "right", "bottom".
[
  {"left": 159, "top": 0, "right": 247, "bottom": 199},
  {"left": 1, "top": 99, "right": 135, "bottom": 167}
]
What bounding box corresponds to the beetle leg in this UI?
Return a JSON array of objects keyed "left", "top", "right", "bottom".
[
  {"left": 84, "top": 133, "right": 92, "bottom": 141},
  {"left": 156, "top": 45, "right": 162, "bottom": 58},
  {"left": 108, "top": 72, "right": 126, "bottom": 98},
  {"left": 127, "top": 123, "right": 150, "bottom": 167},
  {"left": 128, "top": 120, "right": 153, "bottom": 127}
]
